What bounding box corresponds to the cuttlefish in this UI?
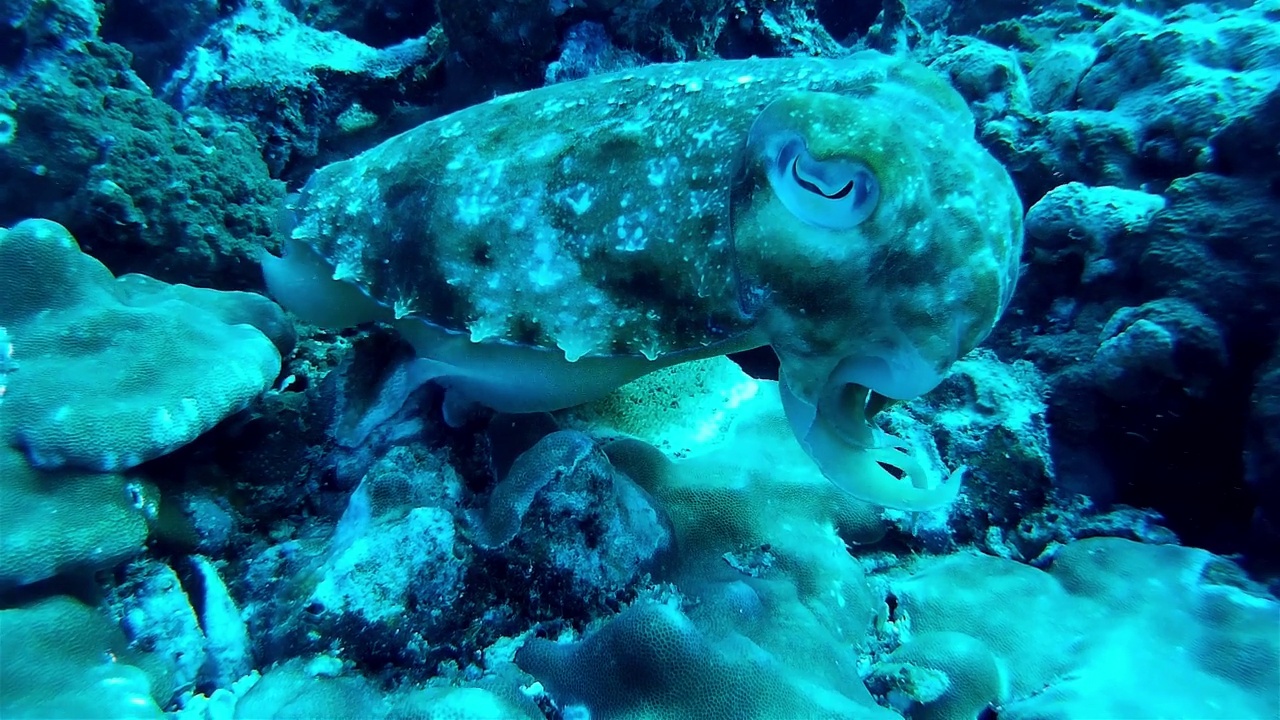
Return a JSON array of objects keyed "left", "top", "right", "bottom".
[{"left": 262, "top": 51, "right": 1024, "bottom": 511}]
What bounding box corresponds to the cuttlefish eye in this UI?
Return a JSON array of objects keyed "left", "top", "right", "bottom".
[{"left": 767, "top": 136, "right": 879, "bottom": 231}]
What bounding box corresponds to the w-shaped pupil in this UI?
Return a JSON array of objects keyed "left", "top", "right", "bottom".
[{"left": 791, "top": 158, "right": 854, "bottom": 200}]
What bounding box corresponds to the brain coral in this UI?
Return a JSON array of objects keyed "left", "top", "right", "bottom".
[
  {"left": 0, "top": 218, "right": 292, "bottom": 590},
  {"left": 517, "top": 596, "right": 898, "bottom": 720},
  {"left": 0, "top": 219, "right": 293, "bottom": 472},
  {"left": 872, "top": 537, "right": 1280, "bottom": 719}
]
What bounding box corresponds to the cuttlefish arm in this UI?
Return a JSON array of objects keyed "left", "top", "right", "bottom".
[{"left": 779, "top": 373, "right": 963, "bottom": 512}]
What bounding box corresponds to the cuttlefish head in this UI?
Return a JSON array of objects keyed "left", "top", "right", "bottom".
[{"left": 729, "top": 68, "right": 1023, "bottom": 511}]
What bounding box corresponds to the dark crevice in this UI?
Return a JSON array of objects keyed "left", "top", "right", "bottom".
[
  {"left": 814, "top": 0, "right": 882, "bottom": 43},
  {"left": 728, "top": 345, "right": 779, "bottom": 381}
]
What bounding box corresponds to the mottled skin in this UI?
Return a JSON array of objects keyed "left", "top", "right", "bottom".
[
  {"left": 264, "top": 52, "right": 1024, "bottom": 510},
  {"left": 283, "top": 61, "right": 792, "bottom": 360}
]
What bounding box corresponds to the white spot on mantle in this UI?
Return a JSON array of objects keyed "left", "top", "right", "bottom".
[{"left": 564, "top": 183, "right": 594, "bottom": 215}]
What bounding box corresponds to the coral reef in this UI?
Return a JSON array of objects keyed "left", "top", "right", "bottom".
[
  {"left": 0, "top": 9, "right": 283, "bottom": 288},
  {"left": 164, "top": 0, "right": 444, "bottom": 177},
  {"left": 869, "top": 537, "right": 1278, "bottom": 719},
  {"left": 0, "top": 597, "right": 169, "bottom": 717},
  {"left": 1, "top": 0, "right": 1278, "bottom": 718},
  {"left": 0, "top": 220, "right": 292, "bottom": 472},
  {"left": 0, "top": 219, "right": 289, "bottom": 594}
]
